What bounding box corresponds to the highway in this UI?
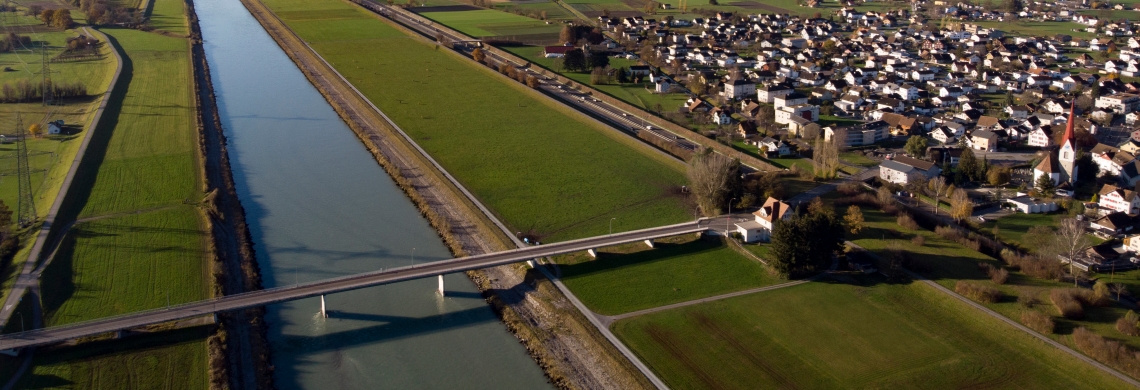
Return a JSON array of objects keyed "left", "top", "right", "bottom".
[
  {"left": 356, "top": 1, "right": 706, "bottom": 157},
  {"left": 0, "top": 220, "right": 711, "bottom": 351}
]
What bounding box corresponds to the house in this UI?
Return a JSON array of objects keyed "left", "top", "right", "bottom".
[
  {"left": 628, "top": 65, "right": 651, "bottom": 76},
  {"left": 757, "top": 83, "right": 793, "bottom": 103},
  {"left": 542, "top": 46, "right": 574, "bottom": 58},
  {"left": 1098, "top": 184, "right": 1140, "bottom": 215},
  {"left": 879, "top": 155, "right": 942, "bottom": 185},
  {"left": 969, "top": 129, "right": 998, "bottom": 151},
  {"left": 723, "top": 78, "right": 757, "bottom": 99},
  {"left": 737, "top": 197, "right": 792, "bottom": 242},
  {"left": 710, "top": 107, "right": 733, "bottom": 125},
  {"left": 1027, "top": 127, "right": 1053, "bottom": 148},
  {"left": 47, "top": 120, "right": 63, "bottom": 135},
  {"left": 1005, "top": 105, "right": 1031, "bottom": 119},
  {"left": 825, "top": 121, "right": 889, "bottom": 147},
  {"left": 756, "top": 137, "right": 791, "bottom": 156},
  {"left": 1095, "top": 93, "right": 1140, "bottom": 114},
  {"left": 1007, "top": 195, "right": 1058, "bottom": 214},
  {"left": 1091, "top": 212, "right": 1136, "bottom": 236},
  {"left": 1091, "top": 143, "right": 1134, "bottom": 177}
]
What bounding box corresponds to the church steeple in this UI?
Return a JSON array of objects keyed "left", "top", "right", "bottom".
[{"left": 1059, "top": 101, "right": 1078, "bottom": 183}]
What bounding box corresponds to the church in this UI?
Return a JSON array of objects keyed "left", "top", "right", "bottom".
[{"left": 1033, "top": 103, "right": 1079, "bottom": 196}]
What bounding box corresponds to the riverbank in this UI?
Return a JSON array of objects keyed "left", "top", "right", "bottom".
[
  {"left": 238, "top": 0, "right": 654, "bottom": 387},
  {"left": 184, "top": 0, "right": 272, "bottom": 388}
]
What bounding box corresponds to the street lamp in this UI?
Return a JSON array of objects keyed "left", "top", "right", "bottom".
[{"left": 609, "top": 218, "right": 617, "bottom": 235}]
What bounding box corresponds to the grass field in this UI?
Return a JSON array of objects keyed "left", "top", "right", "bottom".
[
  {"left": 504, "top": 45, "right": 691, "bottom": 113},
  {"left": 420, "top": 9, "right": 560, "bottom": 37},
  {"left": 263, "top": 0, "right": 693, "bottom": 242},
  {"left": 552, "top": 235, "right": 779, "bottom": 315},
  {"left": 147, "top": 0, "right": 189, "bottom": 35},
  {"left": 613, "top": 276, "right": 1133, "bottom": 389},
  {"left": 493, "top": 2, "right": 574, "bottom": 21},
  {"left": 972, "top": 20, "right": 1095, "bottom": 39},
  {"left": 839, "top": 151, "right": 877, "bottom": 167},
  {"left": 11, "top": 326, "right": 209, "bottom": 389}
]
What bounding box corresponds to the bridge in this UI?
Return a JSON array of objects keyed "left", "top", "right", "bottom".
[{"left": 0, "top": 219, "right": 714, "bottom": 351}]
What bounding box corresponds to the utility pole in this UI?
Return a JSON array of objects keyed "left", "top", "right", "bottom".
[{"left": 41, "top": 42, "right": 55, "bottom": 106}]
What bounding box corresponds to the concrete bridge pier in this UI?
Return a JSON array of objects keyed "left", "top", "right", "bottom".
[
  {"left": 0, "top": 348, "right": 18, "bottom": 357},
  {"left": 437, "top": 275, "right": 445, "bottom": 296},
  {"left": 320, "top": 295, "right": 328, "bottom": 318},
  {"left": 587, "top": 249, "right": 598, "bottom": 258},
  {"left": 644, "top": 239, "right": 654, "bottom": 248}
]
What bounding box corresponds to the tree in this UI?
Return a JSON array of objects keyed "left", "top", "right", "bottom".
[
  {"left": 1057, "top": 217, "right": 1092, "bottom": 286},
  {"left": 959, "top": 147, "right": 979, "bottom": 182},
  {"left": 1035, "top": 173, "right": 1056, "bottom": 194},
  {"left": 51, "top": 9, "right": 72, "bottom": 29},
  {"left": 927, "top": 174, "right": 947, "bottom": 215},
  {"left": 39, "top": 9, "right": 54, "bottom": 25},
  {"left": 563, "top": 49, "right": 586, "bottom": 72},
  {"left": 615, "top": 67, "right": 629, "bottom": 84},
  {"left": 587, "top": 51, "right": 609, "bottom": 69},
  {"left": 28, "top": 123, "right": 42, "bottom": 137},
  {"left": 559, "top": 25, "right": 575, "bottom": 44},
  {"left": 590, "top": 67, "right": 607, "bottom": 84},
  {"left": 987, "top": 166, "right": 1011, "bottom": 186},
  {"left": 950, "top": 188, "right": 973, "bottom": 223},
  {"left": 844, "top": 205, "right": 865, "bottom": 234},
  {"left": 904, "top": 135, "right": 928, "bottom": 158},
  {"left": 525, "top": 75, "right": 539, "bottom": 88},
  {"left": 687, "top": 150, "right": 738, "bottom": 216},
  {"left": 771, "top": 207, "right": 844, "bottom": 278},
  {"left": 813, "top": 135, "right": 841, "bottom": 179},
  {"left": 471, "top": 48, "right": 485, "bottom": 63}
]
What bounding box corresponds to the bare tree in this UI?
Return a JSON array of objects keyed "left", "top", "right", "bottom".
[
  {"left": 1057, "top": 217, "right": 1092, "bottom": 286},
  {"left": 813, "top": 135, "right": 841, "bottom": 179},
  {"left": 927, "top": 176, "right": 946, "bottom": 215},
  {"left": 688, "top": 150, "right": 738, "bottom": 216}
]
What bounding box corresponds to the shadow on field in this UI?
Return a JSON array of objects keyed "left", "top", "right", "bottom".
[{"left": 557, "top": 238, "right": 719, "bottom": 279}]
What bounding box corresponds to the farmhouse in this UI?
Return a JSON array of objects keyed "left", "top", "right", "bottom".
[
  {"left": 738, "top": 197, "right": 792, "bottom": 242},
  {"left": 543, "top": 46, "right": 573, "bottom": 58}
]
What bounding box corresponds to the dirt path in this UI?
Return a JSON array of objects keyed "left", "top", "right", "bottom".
[{"left": 239, "top": 0, "right": 655, "bottom": 388}]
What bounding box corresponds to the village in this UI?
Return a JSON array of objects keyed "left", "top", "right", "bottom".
[{"left": 533, "top": 1, "right": 1140, "bottom": 274}]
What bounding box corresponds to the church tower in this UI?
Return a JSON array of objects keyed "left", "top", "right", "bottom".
[{"left": 1058, "top": 102, "right": 1078, "bottom": 184}]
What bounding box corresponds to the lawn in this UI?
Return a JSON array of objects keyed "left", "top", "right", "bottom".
[
  {"left": 263, "top": 0, "right": 693, "bottom": 242},
  {"left": 613, "top": 276, "right": 1133, "bottom": 389},
  {"left": 493, "top": 2, "right": 574, "bottom": 21},
  {"left": 834, "top": 192, "right": 1140, "bottom": 353},
  {"left": 730, "top": 141, "right": 815, "bottom": 171},
  {"left": 979, "top": 211, "right": 1061, "bottom": 249},
  {"left": 419, "top": 9, "right": 560, "bottom": 37},
  {"left": 972, "top": 20, "right": 1095, "bottom": 40},
  {"left": 839, "top": 151, "right": 877, "bottom": 167},
  {"left": 38, "top": 6, "right": 208, "bottom": 327},
  {"left": 10, "top": 326, "right": 209, "bottom": 390},
  {"left": 147, "top": 0, "right": 189, "bottom": 35},
  {"left": 552, "top": 235, "right": 779, "bottom": 315},
  {"left": 505, "top": 45, "right": 691, "bottom": 113}
]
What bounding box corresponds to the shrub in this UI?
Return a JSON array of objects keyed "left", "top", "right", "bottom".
[
  {"left": 990, "top": 267, "right": 1009, "bottom": 284},
  {"left": 881, "top": 203, "right": 900, "bottom": 216},
  {"left": 1017, "top": 291, "right": 1037, "bottom": 308},
  {"left": 837, "top": 182, "right": 862, "bottom": 196},
  {"left": 935, "top": 225, "right": 962, "bottom": 242},
  {"left": 1072, "top": 327, "right": 1140, "bottom": 379},
  {"left": 1050, "top": 289, "right": 1085, "bottom": 319},
  {"left": 1002, "top": 250, "right": 1064, "bottom": 281},
  {"left": 897, "top": 213, "right": 919, "bottom": 230},
  {"left": 963, "top": 239, "right": 981, "bottom": 252},
  {"left": 955, "top": 281, "right": 1002, "bottom": 303},
  {"left": 1093, "top": 280, "right": 1113, "bottom": 305},
  {"left": 1117, "top": 311, "right": 1140, "bottom": 337},
  {"left": 1021, "top": 310, "right": 1055, "bottom": 334},
  {"left": 911, "top": 235, "right": 925, "bottom": 246}
]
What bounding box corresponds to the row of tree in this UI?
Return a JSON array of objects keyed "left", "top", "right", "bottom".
[
  {"left": 38, "top": 9, "right": 73, "bottom": 29},
  {"left": 0, "top": 79, "right": 87, "bottom": 103},
  {"left": 0, "top": 33, "right": 32, "bottom": 53},
  {"left": 68, "top": 0, "right": 143, "bottom": 27}
]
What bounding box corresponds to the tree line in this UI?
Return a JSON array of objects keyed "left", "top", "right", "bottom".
[
  {"left": 67, "top": 0, "right": 144, "bottom": 27},
  {"left": 0, "top": 79, "right": 87, "bottom": 103},
  {"left": 0, "top": 33, "right": 32, "bottom": 53}
]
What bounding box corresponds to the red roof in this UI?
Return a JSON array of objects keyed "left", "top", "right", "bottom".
[
  {"left": 1062, "top": 101, "right": 1076, "bottom": 149},
  {"left": 543, "top": 46, "right": 574, "bottom": 54}
]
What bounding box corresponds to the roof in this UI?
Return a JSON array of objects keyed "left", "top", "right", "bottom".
[
  {"left": 754, "top": 197, "right": 791, "bottom": 223},
  {"left": 893, "top": 155, "right": 936, "bottom": 171},
  {"left": 976, "top": 115, "right": 1000, "bottom": 128},
  {"left": 1061, "top": 100, "right": 1076, "bottom": 149},
  {"left": 1100, "top": 184, "right": 1137, "bottom": 201},
  {"left": 736, "top": 221, "right": 765, "bottom": 230},
  {"left": 1035, "top": 153, "right": 1059, "bottom": 174},
  {"left": 1094, "top": 212, "right": 1134, "bottom": 230},
  {"left": 972, "top": 129, "right": 998, "bottom": 141},
  {"left": 543, "top": 46, "right": 574, "bottom": 54},
  {"left": 880, "top": 159, "right": 916, "bottom": 174}
]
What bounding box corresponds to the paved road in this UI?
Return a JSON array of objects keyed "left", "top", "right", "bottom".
[
  {"left": 0, "top": 220, "right": 712, "bottom": 351},
  {"left": 846, "top": 241, "right": 1140, "bottom": 388},
  {"left": 0, "top": 28, "right": 125, "bottom": 329}
]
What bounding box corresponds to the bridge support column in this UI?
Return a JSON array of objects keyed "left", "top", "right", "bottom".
[
  {"left": 587, "top": 248, "right": 597, "bottom": 258},
  {"left": 437, "top": 275, "right": 445, "bottom": 296},
  {"left": 644, "top": 239, "right": 654, "bottom": 248},
  {"left": 0, "top": 349, "right": 18, "bottom": 357},
  {"left": 320, "top": 295, "right": 327, "bottom": 318},
  {"left": 526, "top": 259, "right": 536, "bottom": 268}
]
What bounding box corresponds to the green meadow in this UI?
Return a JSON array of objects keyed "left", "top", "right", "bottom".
[
  {"left": 263, "top": 0, "right": 693, "bottom": 242},
  {"left": 419, "top": 9, "right": 560, "bottom": 37},
  {"left": 552, "top": 235, "right": 779, "bottom": 315},
  {"left": 613, "top": 277, "right": 1133, "bottom": 390}
]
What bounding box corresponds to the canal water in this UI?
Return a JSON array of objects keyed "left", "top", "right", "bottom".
[{"left": 193, "top": 0, "right": 551, "bottom": 388}]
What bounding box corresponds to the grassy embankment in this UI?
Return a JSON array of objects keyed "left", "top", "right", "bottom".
[
  {"left": 9, "top": 0, "right": 212, "bottom": 387},
  {"left": 613, "top": 275, "right": 1133, "bottom": 390},
  {"left": 551, "top": 235, "right": 780, "bottom": 315},
  {"left": 262, "top": 0, "right": 693, "bottom": 242},
  {"left": 837, "top": 193, "right": 1140, "bottom": 353},
  {"left": 0, "top": 24, "right": 117, "bottom": 313}
]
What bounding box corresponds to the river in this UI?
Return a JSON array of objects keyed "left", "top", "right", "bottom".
[{"left": 193, "top": 0, "right": 551, "bottom": 388}]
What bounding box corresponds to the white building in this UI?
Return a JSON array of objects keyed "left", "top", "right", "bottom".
[
  {"left": 1098, "top": 184, "right": 1140, "bottom": 215},
  {"left": 737, "top": 197, "right": 792, "bottom": 242},
  {"left": 879, "top": 156, "right": 942, "bottom": 185}
]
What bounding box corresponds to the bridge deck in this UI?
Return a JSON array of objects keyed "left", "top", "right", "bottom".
[{"left": 0, "top": 220, "right": 710, "bottom": 350}]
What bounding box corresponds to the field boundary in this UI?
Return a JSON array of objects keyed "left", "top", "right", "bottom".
[
  {"left": 846, "top": 241, "right": 1140, "bottom": 388},
  {"left": 0, "top": 27, "right": 124, "bottom": 329}
]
